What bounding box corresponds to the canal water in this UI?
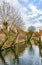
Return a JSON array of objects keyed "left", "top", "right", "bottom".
[{"left": 0, "top": 44, "right": 42, "bottom": 65}]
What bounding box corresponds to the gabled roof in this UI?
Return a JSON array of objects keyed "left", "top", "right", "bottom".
[{"left": 11, "top": 23, "right": 27, "bottom": 36}]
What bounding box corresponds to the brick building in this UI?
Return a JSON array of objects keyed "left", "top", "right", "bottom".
[{"left": 39, "top": 30, "right": 42, "bottom": 41}]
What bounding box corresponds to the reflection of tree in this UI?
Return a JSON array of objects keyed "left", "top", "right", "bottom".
[
  {"left": 0, "top": 51, "right": 8, "bottom": 65},
  {"left": 0, "top": 36, "right": 8, "bottom": 65},
  {"left": 11, "top": 46, "right": 19, "bottom": 65},
  {"left": 36, "top": 39, "right": 42, "bottom": 57}
]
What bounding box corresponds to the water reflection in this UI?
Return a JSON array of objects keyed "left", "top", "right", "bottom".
[
  {"left": 0, "top": 52, "right": 8, "bottom": 65},
  {"left": 0, "top": 44, "right": 42, "bottom": 65},
  {"left": 19, "top": 45, "right": 41, "bottom": 65}
]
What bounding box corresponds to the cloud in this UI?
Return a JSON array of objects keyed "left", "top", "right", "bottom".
[
  {"left": 19, "top": 3, "right": 42, "bottom": 31},
  {"left": 0, "top": 0, "right": 42, "bottom": 31},
  {"left": 6, "top": 0, "right": 42, "bottom": 31},
  {"left": 20, "top": 0, "right": 28, "bottom": 3},
  {"left": 0, "top": 0, "right": 22, "bottom": 9},
  {"left": 39, "top": 0, "right": 42, "bottom": 3}
]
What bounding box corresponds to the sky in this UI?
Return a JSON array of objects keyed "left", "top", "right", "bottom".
[{"left": 0, "top": 0, "right": 42, "bottom": 31}]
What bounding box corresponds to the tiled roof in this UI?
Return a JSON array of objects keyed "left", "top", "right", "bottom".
[
  {"left": 0, "top": 33, "right": 5, "bottom": 38},
  {"left": 39, "top": 30, "right": 42, "bottom": 36}
]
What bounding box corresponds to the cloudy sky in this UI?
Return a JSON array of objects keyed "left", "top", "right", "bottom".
[{"left": 0, "top": 0, "right": 42, "bottom": 31}]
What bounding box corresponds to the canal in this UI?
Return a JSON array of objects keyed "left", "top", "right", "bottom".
[{"left": 0, "top": 43, "right": 42, "bottom": 65}]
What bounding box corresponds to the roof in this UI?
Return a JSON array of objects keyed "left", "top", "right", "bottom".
[
  {"left": 11, "top": 24, "right": 27, "bottom": 36},
  {"left": 39, "top": 30, "right": 42, "bottom": 36},
  {"left": 32, "top": 32, "right": 39, "bottom": 37},
  {"left": 0, "top": 33, "right": 6, "bottom": 38}
]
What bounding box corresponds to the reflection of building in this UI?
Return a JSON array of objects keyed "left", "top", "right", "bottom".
[{"left": 39, "top": 30, "right": 42, "bottom": 41}]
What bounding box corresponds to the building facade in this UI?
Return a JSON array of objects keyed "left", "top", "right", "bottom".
[{"left": 39, "top": 30, "right": 42, "bottom": 41}]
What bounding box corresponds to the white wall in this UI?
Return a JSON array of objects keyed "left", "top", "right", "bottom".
[{"left": 40, "top": 36, "right": 42, "bottom": 41}]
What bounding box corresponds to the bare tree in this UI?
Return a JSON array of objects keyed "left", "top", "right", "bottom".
[
  {"left": 28, "top": 26, "right": 36, "bottom": 33},
  {"left": 27, "top": 26, "right": 36, "bottom": 38},
  {"left": 0, "top": 1, "right": 25, "bottom": 30},
  {"left": 25, "top": 26, "right": 36, "bottom": 45}
]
